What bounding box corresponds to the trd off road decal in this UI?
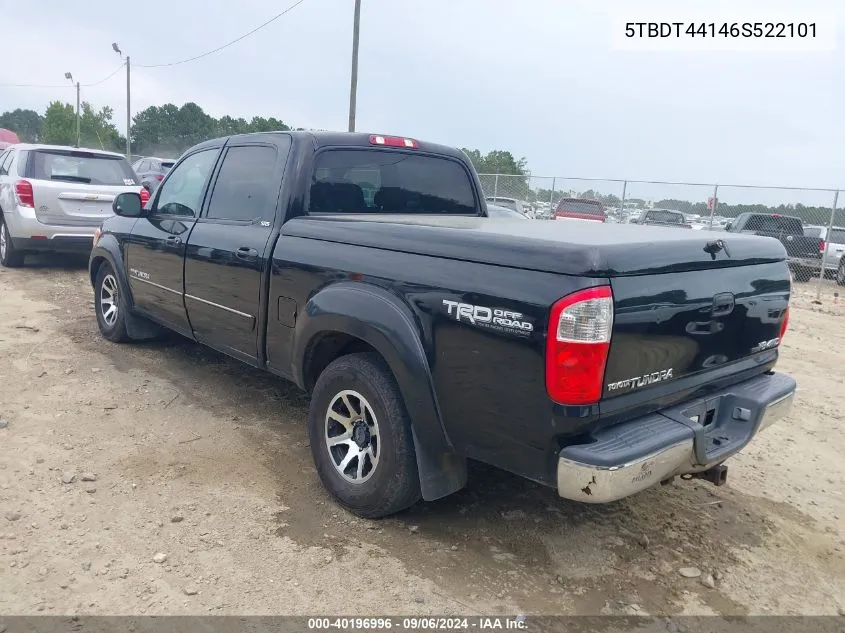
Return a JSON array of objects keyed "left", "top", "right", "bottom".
[{"left": 442, "top": 300, "right": 534, "bottom": 337}]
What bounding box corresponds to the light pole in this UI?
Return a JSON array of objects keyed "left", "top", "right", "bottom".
[
  {"left": 64, "top": 72, "right": 80, "bottom": 147},
  {"left": 347, "top": 0, "right": 361, "bottom": 132},
  {"left": 112, "top": 42, "right": 131, "bottom": 161}
]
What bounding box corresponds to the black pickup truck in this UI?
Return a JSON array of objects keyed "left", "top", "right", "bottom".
[
  {"left": 726, "top": 212, "right": 823, "bottom": 281},
  {"left": 632, "top": 208, "right": 690, "bottom": 229},
  {"left": 89, "top": 131, "right": 796, "bottom": 518}
]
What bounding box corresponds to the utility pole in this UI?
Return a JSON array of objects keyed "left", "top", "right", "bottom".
[
  {"left": 65, "top": 72, "right": 80, "bottom": 147},
  {"left": 125, "top": 56, "right": 131, "bottom": 161},
  {"left": 347, "top": 0, "right": 361, "bottom": 132},
  {"left": 112, "top": 43, "right": 131, "bottom": 161},
  {"left": 75, "top": 82, "right": 81, "bottom": 147}
]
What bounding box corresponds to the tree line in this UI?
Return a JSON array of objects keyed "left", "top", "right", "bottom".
[
  {"left": 0, "top": 101, "right": 291, "bottom": 157},
  {"left": 2, "top": 101, "right": 838, "bottom": 225}
]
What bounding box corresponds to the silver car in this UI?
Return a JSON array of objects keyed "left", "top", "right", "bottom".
[
  {"left": 485, "top": 196, "right": 532, "bottom": 218},
  {"left": 804, "top": 225, "right": 845, "bottom": 278},
  {"left": 0, "top": 144, "right": 145, "bottom": 267}
]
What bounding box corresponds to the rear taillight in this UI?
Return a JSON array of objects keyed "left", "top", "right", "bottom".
[
  {"left": 819, "top": 239, "right": 826, "bottom": 254},
  {"left": 369, "top": 134, "right": 418, "bottom": 149},
  {"left": 139, "top": 188, "right": 150, "bottom": 207},
  {"left": 14, "top": 180, "right": 34, "bottom": 208},
  {"left": 155, "top": 174, "right": 164, "bottom": 181},
  {"left": 779, "top": 306, "right": 789, "bottom": 343},
  {"left": 545, "top": 286, "right": 614, "bottom": 405}
]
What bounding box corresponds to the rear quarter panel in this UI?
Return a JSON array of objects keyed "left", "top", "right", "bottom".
[{"left": 268, "top": 235, "right": 598, "bottom": 482}]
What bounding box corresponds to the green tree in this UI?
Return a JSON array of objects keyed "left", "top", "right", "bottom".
[
  {"left": 174, "top": 102, "right": 215, "bottom": 149},
  {"left": 0, "top": 108, "right": 44, "bottom": 142},
  {"left": 40, "top": 101, "right": 124, "bottom": 151},
  {"left": 41, "top": 101, "right": 77, "bottom": 146},
  {"left": 246, "top": 116, "right": 289, "bottom": 133},
  {"left": 461, "top": 148, "right": 527, "bottom": 176},
  {"left": 79, "top": 103, "right": 124, "bottom": 151}
]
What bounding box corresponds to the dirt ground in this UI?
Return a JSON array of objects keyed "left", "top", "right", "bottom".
[{"left": 0, "top": 256, "right": 843, "bottom": 617}]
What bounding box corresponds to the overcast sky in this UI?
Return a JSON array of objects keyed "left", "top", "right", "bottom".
[{"left": 1, "top": 0, "right": 843, "bottom": 206}]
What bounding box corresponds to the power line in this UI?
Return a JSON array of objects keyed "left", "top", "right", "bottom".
[
  {"left": 135, "top": 0, "right": 308, "bottom": 69},
  {"left": 0, "top": 82, "right": 69, "bottom": 88},
  {"left": 0, "top": 62, "right": 126, "bottom": 90},
  {"left": 82, "top": 62, "right": 127, "bottom": 87}
]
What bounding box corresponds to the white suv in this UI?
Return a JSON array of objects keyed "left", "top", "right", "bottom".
[{"left": 0, "top": 144, "right": 148, "bottom": 267}]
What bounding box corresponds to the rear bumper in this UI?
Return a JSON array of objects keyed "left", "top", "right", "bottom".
[
  {"left": 12, "top": 235, "right": 93, "bottom": 254},
  {"left": 788, "top": 257, "right": 823, "bottom": 271},
  {"left": 4, "top": 205, "right": 97, "bottom": 253},
  {"left": 556, "top": 372, "right": 795, "bottom": 503}
]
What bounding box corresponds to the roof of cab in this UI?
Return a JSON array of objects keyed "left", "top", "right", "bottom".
[{"left": 189, "top": 130, "right": 468, "bottom": 162}]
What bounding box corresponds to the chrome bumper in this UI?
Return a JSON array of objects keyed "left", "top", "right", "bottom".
[{"left": 556, "top": 388, "right": 795, "bottom": 504}]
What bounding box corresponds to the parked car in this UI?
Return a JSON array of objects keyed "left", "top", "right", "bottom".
[
  {"left": 553, "top": 197, "right": 606, "bottom": 222},
  {"left": 89, "top": 130, "right": 795, "bottom": 518},
  {"left": 485, "top": 196, "right": 531, "bottom": 217},
  {"left": 131, "top": 156, "right": 176, "bottom": 193},
  {"left": 0, "top": 128, "right": 20, "bottom": 151},
  {"left": 487, "top": 203, "right": 529, "bottom": 219},
  {"left": 0, "top": 144, "right": 148, "bottom": 267},
  {"left": 803, "top": 225, "right": 845, "bottom": 279},
  {"left": 632, "top": 208, "right": 691, "bottom": 229},
  {"left": 725, "top": 213, "right": 823, "bottom": 282}
]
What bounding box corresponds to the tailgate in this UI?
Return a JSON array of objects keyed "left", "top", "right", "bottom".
[
  {"left": 604, "top": 261, "right": 790, "bottom": 398},
  {"left": 33, "top": 181, "right": 131, "bottom": 227},
  {"left": 783, "top": 235, "right": 822, "bottom": 259}
]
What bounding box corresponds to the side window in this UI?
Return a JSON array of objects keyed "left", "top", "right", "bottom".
[
  {"left": 0, "top": 151, "right": 9, "bottom": 175},
  {"left": 153, "top": 149, "right": 218, "bottom": 217},
  {"left": 138, "top": 160, "right": 150, "bottom": 172},
  {"left": 0, "top": 150, "right": 14, "bottom": 176},
  {"left": 206, "top": 145, "right": 280, "bottom": 222}
]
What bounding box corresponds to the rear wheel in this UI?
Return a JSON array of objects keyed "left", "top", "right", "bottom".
[
  {"left": 837, "top": 260, "right": 845, "bottom": 287},
  {"left": 94, "top": 262, "right": 130, "bottom": 343},
  {"left": 0, "top": 215, "right": 25, "bottom": 268},
  {"left": 791, "top": 267, "right": 810, "bottom": 283},
  {"left": 308, "top": 352, "right": 421, "bottom": 518}
]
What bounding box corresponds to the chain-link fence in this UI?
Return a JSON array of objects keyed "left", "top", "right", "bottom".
[{"left": 478, "top": 174, "right": 844, "bottom": 305}]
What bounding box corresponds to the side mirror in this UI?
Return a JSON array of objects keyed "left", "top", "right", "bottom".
[{"left": 113, "top": 192, "right": 145, "bottom": 218}]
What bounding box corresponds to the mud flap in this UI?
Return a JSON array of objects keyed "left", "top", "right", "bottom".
[{"left": 412, "top": 427, "right": 467, "bottom": 501}]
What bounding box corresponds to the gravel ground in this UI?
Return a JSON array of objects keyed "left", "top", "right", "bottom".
[{"left": 0, "top": 257, "right": 843, "bottom": 616}]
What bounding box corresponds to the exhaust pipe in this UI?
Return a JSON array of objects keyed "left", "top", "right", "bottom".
[{"left": 687, "top": 464, "right": 728, "bottom": 486}]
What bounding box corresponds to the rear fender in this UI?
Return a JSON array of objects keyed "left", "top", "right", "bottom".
[{"left": 293, "top": 282, "right": 467, "bottom": 501}]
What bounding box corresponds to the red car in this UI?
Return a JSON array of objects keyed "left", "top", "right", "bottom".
[
  {"left": 0, "top": 128, "right": 20, "bottom": 150},
  {"left": 554, "top": 197, "right": 606, "bottom": 222}
]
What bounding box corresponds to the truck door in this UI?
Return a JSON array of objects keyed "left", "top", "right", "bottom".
[
  {"left": 125, "top": 148, "right": 220, "bottom": 336},
  {"left": 183, "top": 141, "right": 288, "bottom": 365}
]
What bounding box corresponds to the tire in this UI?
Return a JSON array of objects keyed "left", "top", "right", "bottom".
[
  {"left": 791, "top": 267, "right": 810, "bottom": 283},
  {"left": 837, "top": 260, "right": 845, "bottom": 287},
  {"left": 0, "top": 215, "right": 25, "bottom": 268},
  {"left": 94, "top": 262, "right": 131, "bottom": 343},
  {"left": 308, "top": 352, "right": 421, "bottom": 518}
]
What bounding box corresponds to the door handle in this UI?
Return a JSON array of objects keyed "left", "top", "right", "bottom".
[
  {"left": 166, "top": 235, "right": 182, "bottom": 246},
  {"left": 236, "top": 247, "right": 259, "bottom": 260}
]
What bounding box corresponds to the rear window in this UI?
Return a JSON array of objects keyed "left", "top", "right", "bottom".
[
  {"left": 161, "top": 161, "right": 175, "bottom": 170},
  {"left": 829, "top": 229, "right": 845, "bottom": 244},
  {"left": 557, "top": 199, "right": 604, "bottom": 216},
  {"left": 647, "top": 210, "right": 685, "bottom": 223},
  {"left": 309, "top": 149, "right": 476, "bottom": 215},
  {"left": 743, "top": 214, "right": 803, "bottom": 234},
  {"left": 27, "top": 149, "right": 139, "bottom": 186}
]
